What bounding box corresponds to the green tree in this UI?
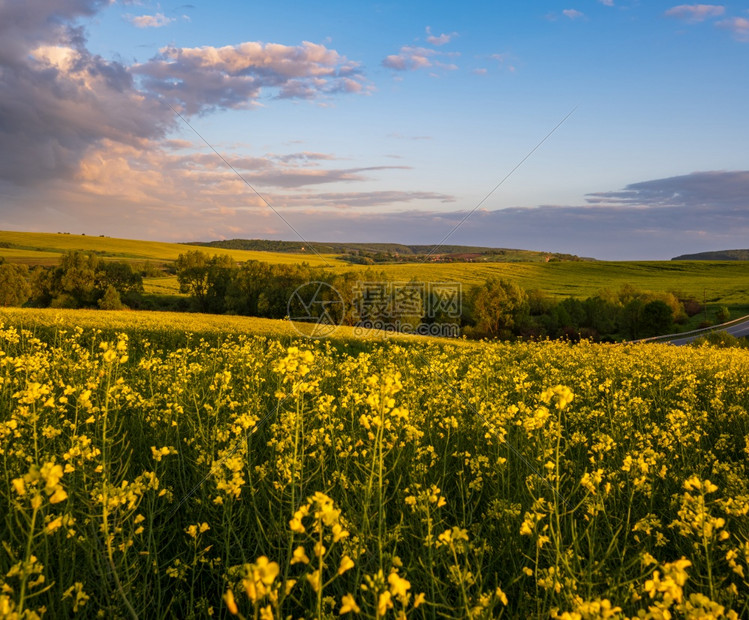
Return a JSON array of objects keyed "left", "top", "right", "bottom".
[
  {"left": 176, "top": 251, "right": 238, "bottom": 313},
  {"left": 0, "top": 263, "right": 31, "bottom": 307},
  {"left": 176, "top": 251, "right": 211, "bottom": 311},
  {"left": 468, "top": 278, "right": 528, "bottom": 338},
  {"left": 620, "top": 298, "right": 646, "bottom": 340},
  {"left": 98, "top": 285, "right": 124, "bottom": 310},
  {"left": 97, "top": 261, "right": 143, "bottom": 300},
  {"left": 641, "top": 300, "right": 674, "bottom": 337},
  {"left": 58, "top": 251, "right": 100, "bottom": 306},
  {"left": 716, "top": 306, "right": 731, "bottom": 323}
]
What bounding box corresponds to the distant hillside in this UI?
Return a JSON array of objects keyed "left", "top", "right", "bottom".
[
  {"left": 672, "top": 249, "right": 749, "bottom": 261},
  {"left": 187, "top": 239, "right": 591, "bottom": 264}
]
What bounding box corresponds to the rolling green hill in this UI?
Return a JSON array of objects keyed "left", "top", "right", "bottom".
[
  {"left": 189, "top": 238, "right": 588, "bottom": 263},
  {"left": 0, "top": 231, "right": 344, "bottom": 267},
  {"left": 672, "top": 249, "right": 749, "bottom": 261},
  {"left": 3, "top": 230, "right": 749, "bottom": 308}
]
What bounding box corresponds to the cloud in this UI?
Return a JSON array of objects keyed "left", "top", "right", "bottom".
[
  {"left": 128, "top": 13, "right": 175, "bottom": 28},
  {"left": 490, "top": 53, "right": 517, "bottom": 73},
  {"left": 382, "top": 45, "right": 459, "bottom": 73},
  {"left": 6, "top": 168, "right": 749, "bottom": 259},
  {"left": 382, "top": 46, "right": 436, "bottom": 71},
  {"left": 0, "top": 1, "right": 170, "bottom": 185},
  {"left": 716, "top": 16, "right": 749, "bottom": 41},
  {"left": 425, "top": 26, "right": 457, "bottom": 46},
  {"left": 585, "top": 170, "right": 749, "bottom": 208},
  {"left": 598, "top": 0, "right": 614, "bottom": 6},
  {"left": 562, "top": 9, "right": 585, "bottom": 19},
  {"left": 279, "top": 190, "right": 455, "bottom": 209},
  {"left": 664, "top": 4, "right": 725, "bottom": 22},
  {"left": 0, "top": 2, "right": 369, "bottom": 188},
  {"left": 134, "top": 41, "right": 366, "bottom": 113}
]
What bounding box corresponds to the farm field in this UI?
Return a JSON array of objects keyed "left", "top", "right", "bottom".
[
  {"left": 4, "top": 230, "right": 749, "bottom": 308},
  {"left": 0, "top": 231, "right": 344, "bottom": 267},
  {"left": 1, "top": 309, "right": 747, "bottom": 618},
  {"left": 362, "top": 260, "right": 749, "bottom": 303},
  {"left": 142, "top": 260, "right": 749, "bottom": 308}
]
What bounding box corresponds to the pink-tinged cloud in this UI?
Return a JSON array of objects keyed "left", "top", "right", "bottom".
[
  {"left": 134, "top": 41, "right": 366, "bottom": 113},
  {"left": 562, "top": 9, "right": 585, "bottom": 19},
  {"left": 425, "top": 26, "right": 457, "bottom": 46},
  {"left": 664, "top": 4, "right": 725, "bottom": 22},
  {"left": 382, "top": 46, "right": 435, "bottom": 71},
  {"left": 0, "top": 1, "right": 369, "bottom": 188},
  {"left": 382, "top": 45, "right": 459, "bottom": 73},
  {"left": 598, "top": 0, "right": 614, "bottom": 6},
  {"left": 129, "top": 13, "right": 175, "bottom": 28},
  {"left": 717, "top": 16, "right": 749, "bottom": 41}
]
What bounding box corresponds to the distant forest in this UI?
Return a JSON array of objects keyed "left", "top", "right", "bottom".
[
  {"left": 672, "top": 249, "right": 749, "bottom": 261},
  {"left": 187, "top": 239, "right": 589, "bottom": 264}
]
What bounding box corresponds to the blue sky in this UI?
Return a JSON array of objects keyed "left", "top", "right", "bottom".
[{"left": 1, "top": 1, "right": 748, "bottom": 259}]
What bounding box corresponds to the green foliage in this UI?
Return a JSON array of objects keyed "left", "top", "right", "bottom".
[
  {"left": 716, "top": 305, "right": 731, "bottom": 323},
  {"left": 0, "top": 263, "right": 31, "bottom": 307},
  {"left": 640, "top": 300, "right": 674, "bottom": 337},
  {"left": 98, "top": 285, "right": 124, "bottom": 310},
  {"left": 467, "top": 278, "right": 528, "bottom": 338}
]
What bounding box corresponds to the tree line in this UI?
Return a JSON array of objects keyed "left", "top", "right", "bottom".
[
  {"left": 0, "top": 252, "right": 143, "bottom": 310},
  {"left": 1, "top": 250, "right": 725, "bottom": 342},
  {"left": 172, "top": 251, "right": 715, "bottom": 341}
]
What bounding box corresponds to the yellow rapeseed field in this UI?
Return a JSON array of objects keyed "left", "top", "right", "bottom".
[{"left": 0, "top": 310, "right": 747, "bottom": 618}]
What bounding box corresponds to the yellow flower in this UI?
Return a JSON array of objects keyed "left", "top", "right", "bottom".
[
  {"left": 224, "top": 589, "right": 238, "bottom": 615},
  {"left": 338, "top": 555, "right": 355, "bottom": 575},
  {"left": 45, "top": 516, "right": 63, "bottom": 534},
  {"left": 259, "top": 605, "right": 273, "bottom": 620},
  {"left": 388, "top": 571, "right": 411, "bottom": 598},
  {"left": 254, "top": 556, "right": 280, "bottom": 586},
  {"left": 11, "top": 477, "right": 25, "bottom": 496},
  {"left": 306, "top": 569, "right": 321, "bottom": 593},
  {"left": 291, "top": 546, "right": 310, "bottom": 565},
  {"left": 340, "top": 593, "right": 360, "bottom": 614},
  {"left": 495, "top": 587, "right": 508, "bottom": 605},
  {"left": 378, "top": 591, "right": 393, "bottom": 616},
  {"left": 49, "top": 487, "right": 68, "bottom": 504}
]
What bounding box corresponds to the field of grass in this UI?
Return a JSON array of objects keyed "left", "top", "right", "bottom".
[
  {"left": 1, "top": 309, "right": 748, "bottom": 618},
  {"left": 0, "top": 231, "right": 344, "bottom": 267},
  {"left": 360, "top": 260, "right": 749, "bottom": 302},
  {"left": 4, "top": 230, "right": 749, "bottom": 308},
  {"left": 141, "top": 259, "right": 749, "bottom": 312}
]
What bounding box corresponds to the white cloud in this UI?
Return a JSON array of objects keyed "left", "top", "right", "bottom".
[
  {"left": 128, "top": 13, "right": 175, "bottom": 28},
  {"left": 664, "top": 4, "right": 725, "bottom": 22},
  {"left": 598, "top": 0, "right": 614, "bottom": 6},
  {"left": 382, "top": 46, "right": 436, "bottom": 71},
  {"left": 716, "top": 16, "right": 749, "bottom": 41},
  {"left": 425, "top": 26, "right": 457, "bottom": 46},
  {"left": 134, "top": 41, "right": 367, "bottom": 113},
  {"left": 562, "top": 9, "right": 585, "bottom": 19}
]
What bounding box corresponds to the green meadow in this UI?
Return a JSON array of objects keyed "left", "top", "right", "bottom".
[{"left": 3, "top": 230, "right": 749, "bottom": 309}]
